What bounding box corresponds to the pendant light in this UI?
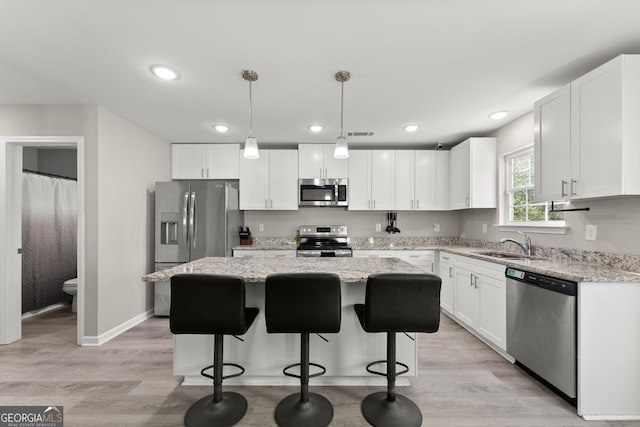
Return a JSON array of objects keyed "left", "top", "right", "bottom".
[
  {"left": 242, "top": 69, "right": 260, "bottom": 159},
  {"left": 334, "top": 71, "right": 351, "bottom": 159}
]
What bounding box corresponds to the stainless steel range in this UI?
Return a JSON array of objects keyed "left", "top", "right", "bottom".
[{"left": 296, "top": 225, "right": 352, "bottom": 257}]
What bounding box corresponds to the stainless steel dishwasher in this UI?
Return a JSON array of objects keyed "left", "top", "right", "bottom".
[{"left": 506, "top": 267, "right": 577, "bottom": 402}]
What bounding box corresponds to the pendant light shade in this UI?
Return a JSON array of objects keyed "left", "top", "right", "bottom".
[
  {"left": 334, "top": 71, "right": 351, "bottom": 159},
  {"left": 244, "top": 136, "right": 259, "bottom": 159},
  {"left": 242, "top": 70, "right": 259, "bottom": 159},
  {"left": 334, "top": 136, "right": 349, "bottom": 159}
]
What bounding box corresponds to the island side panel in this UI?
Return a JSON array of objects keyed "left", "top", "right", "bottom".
[
  {"left": 173, "top": 280, "right": 417, "bottom": 386},
  {"left": 578, "top": 282, "right": 640, "bottom": 420}
]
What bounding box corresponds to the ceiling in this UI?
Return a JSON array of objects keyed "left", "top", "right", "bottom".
[{"left": 2, "top": 0, "right": 640, "bottom": 149}]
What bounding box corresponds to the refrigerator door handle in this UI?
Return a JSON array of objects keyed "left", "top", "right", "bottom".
[
  {"left": 189, "top": 191, "right": 196, "bottom": 249},
  {"left": 182, "top": 192, "right": 189, "bottom": 245}
]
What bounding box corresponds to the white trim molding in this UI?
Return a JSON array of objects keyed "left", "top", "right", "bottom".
[
  {"left": 497, "top": 223, "right": 569, "bottom": 235},
  {"left": 82, "top": 309, "right": 153, "bottom": 346}
]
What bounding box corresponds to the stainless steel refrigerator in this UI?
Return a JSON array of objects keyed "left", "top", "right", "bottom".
[{"left": 153, "top": 181, "right": 243, "bottom": 315}]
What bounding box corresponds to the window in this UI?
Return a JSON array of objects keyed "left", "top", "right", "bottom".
[{"left": 506, "top": 147, "right": 564, "bottom": 223}]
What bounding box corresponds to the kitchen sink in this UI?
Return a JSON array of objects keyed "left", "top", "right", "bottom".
[{"left": 473, "top": 250, "right": 545, "bottom": 260}]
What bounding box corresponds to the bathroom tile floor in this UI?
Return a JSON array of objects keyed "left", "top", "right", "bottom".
[{"left": 1, "top": 305, "right": 639, "bottom": 427}]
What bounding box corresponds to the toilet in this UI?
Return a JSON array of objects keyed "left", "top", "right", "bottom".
[{"left": 62, "top": 278, "right": 78, "bottom": 312}]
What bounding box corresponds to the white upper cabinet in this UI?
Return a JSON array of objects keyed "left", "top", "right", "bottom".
[
  {"left": 171, "top": 144, "right": 240, "bottom": 180},
  {"left": 347, "top": 150, "right": 371, "bottom": 210},
  {"left": 434, "top": 150, "right": 450, "bottom": 210},
  {"left": 395, "top": 150, "right": 436, "bottom": 211},
  {"left": 298, "top": 144, "right": 349, "bottom": 179},
  {"left": 570, "top": 55, "right": 640, "bottom": 199},
  {"left": 449, "top": 137, "right": 497, "bottom": 209},
  {"left": 349, "top": 150, "right": 395, "bottom": 211},
  {"left": 535, "top": 54, "right": 640, "bottom": 201},
  {"left": 239, "top": 149, "right": 298, "bottom": 210},
  {"left": 534, "top": 84, "right": 571, "bottom": 201}
]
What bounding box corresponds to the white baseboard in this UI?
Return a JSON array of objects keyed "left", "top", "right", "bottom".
[
  {"left": 81, "top": 309, "right": 153, "bottom": 346},
  {"left": 181, "top": 375, "right": 410, "bottom": 387}
]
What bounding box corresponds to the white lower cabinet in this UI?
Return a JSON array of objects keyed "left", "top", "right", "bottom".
[
  {"left": 438, "top": 252, "right": 454, "bottom": 314},
  {"left": 394, "top": 250, "right": 436, "bottom": 273},
  {"left": 447, "top": 254, "right": 507, "bottom": 352},
  {"left": 233, "top": 249, "right": 297, "bottom": 258},
  {"left": 263, "top": 250, "right": 297, "bottom": 258},
  {"left": 232, "top": 249, "right": 265, "bottom": 258},
  {"left": 352, "top": 250, "right": 396, "bottom": 258}
]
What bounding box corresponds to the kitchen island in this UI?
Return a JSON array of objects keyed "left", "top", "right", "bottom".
[{"left": 142, "top": 256, "right": 427, "bottom": 386}]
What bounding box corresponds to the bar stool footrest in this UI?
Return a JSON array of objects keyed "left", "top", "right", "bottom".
[
  {"left": 282, "top": 362, "right": 327, "bottom": 379},
  {"left": 365, "top": 360, "right": 410, "bottom": 377},
  {"left": 200, "top": 362, "right": 245, "bottom": 381}
]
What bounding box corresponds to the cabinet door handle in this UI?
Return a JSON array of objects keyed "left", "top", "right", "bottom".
[
  {"left": 416, "top": 200, "right": 419, "bottom": 209},
  {"left": 368, "top": 200, "right": 371, "bottom": 209},
  {"left": 373, "top": 200, "right": 376, "bottom": 209},
  {"left": 470, "top": 273, "right": 474, "bottom": 286},
  {"left": 561, "top": 180, "right": 567, "bottom": 197},
  {"left": 270, "top": 200, "right": 273, "bottom": 208},
  {"left": 448, "top": 267, "right": 453, "bottom": 278},
  {"left": 571, "top": 179, "right": 577, "bottom": 196},
  {"left": 206, "top": 168, "right": 210, "bottom": 178},
  {"left": 431, "top": 262, "right": 434, "bottom": 272},
  {"left": 201, "top": 168, "right": 205, "bottom": 178},
  {"left": 265, "top": 199, "right": 268, "bottom": 209}
]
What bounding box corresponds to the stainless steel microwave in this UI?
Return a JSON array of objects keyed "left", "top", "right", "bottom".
[{"left": 298, "top": 178, "right": 348, "bottom": 207}]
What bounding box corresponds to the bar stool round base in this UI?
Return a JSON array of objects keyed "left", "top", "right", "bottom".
[
  {"left": 361, "top": 391, "right": 422, "bottom": 427},
  {"left": 184, "top": 392, "right": 248, "bottom": 427},
  {"left": 274, "top": 392, "right": 334, "bottom": 427}
]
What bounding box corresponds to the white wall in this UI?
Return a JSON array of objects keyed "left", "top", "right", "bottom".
[
  {"left": 459, "top": 111, "right": 640, "bottom": 256},
  {"left": 0, "top": 105, "right": 100, "bottom": 335},
  {"left": 96, "top": 107, "right": 170, "bottom": 335},
  {"left": 0, "top": 104, "right": 171, "bottom": 340}
]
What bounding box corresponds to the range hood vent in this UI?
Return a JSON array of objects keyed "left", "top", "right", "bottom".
[{"left": 347, "top": 131, "right": 375, "bottom": 137}]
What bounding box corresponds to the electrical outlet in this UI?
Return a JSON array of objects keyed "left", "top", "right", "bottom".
[
  {"left": 258, "top": 223, "right": 264, "bottom": 232},
  {"left": 482, "top": 224, "right": 488, "bottom": 234},
  {"left": 585, "top": 224, "right": 597, "bottom": 241},
  {"left": 376, "top": 223, "right": 381, "bottom": 232},
  {"left": 433, "top": 224, "right": 440, "bottom": 232}
]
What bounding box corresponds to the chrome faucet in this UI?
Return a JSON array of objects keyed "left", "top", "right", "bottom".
[{"left": 499, "top": 231, "right": 532, "bottom": 256}]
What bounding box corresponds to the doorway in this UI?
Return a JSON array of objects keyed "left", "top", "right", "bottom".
[{"left": 0, "top": 136, "right": 85, "bottom": 345}]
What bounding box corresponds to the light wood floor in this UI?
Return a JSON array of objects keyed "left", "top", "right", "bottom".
[{"left": 2, "top": 306, "right": 639, "bottom": 427}]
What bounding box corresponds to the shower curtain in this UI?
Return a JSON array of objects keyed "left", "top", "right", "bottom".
[{"left": 22, "top": 172, "right": 77, "bottom": 313}]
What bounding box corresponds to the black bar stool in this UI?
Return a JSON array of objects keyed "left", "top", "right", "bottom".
[
  {"left": 354, "top": 273, "right": 441, "bottom": 427},
  {"left": 265, "top": 272, "right": 341, "bottom": 427},
  {"left": 170, "top": 274, "right": 259, "bottom": 427}
]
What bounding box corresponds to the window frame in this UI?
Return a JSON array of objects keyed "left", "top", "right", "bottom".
[{"left": 500, "top": 146, "right": 567, "bottom": 234}]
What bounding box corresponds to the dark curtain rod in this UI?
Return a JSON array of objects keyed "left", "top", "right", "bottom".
[{"left": 23, "top": 169, "right": 77, "bottom": 181}]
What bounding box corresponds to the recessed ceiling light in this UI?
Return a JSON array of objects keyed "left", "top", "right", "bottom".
[
  {"left": 403, "top": 124, "right": 419, "bottom": 132},
  {"left": 213, "top": 125, "right": 230, "bottom": 133},
  {"left": 308, "top": 125, "right": 323, "bottom": 133},
  {"left": 149, "top": 64, "right": 181, "bottom": 80},
  {"left": 489, "top": 111, "right": 508, "bottom": 120}
]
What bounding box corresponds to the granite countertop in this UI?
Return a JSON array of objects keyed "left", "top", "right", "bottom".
[
  {"left": 436, "top": 246, "right": 640, "bottom": 283},
  {"left": 231, "top": 237, "right": 640, "bottom": 283},
  {"left": 142, "top": 256, "right": 426, "bottom": 283}
]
